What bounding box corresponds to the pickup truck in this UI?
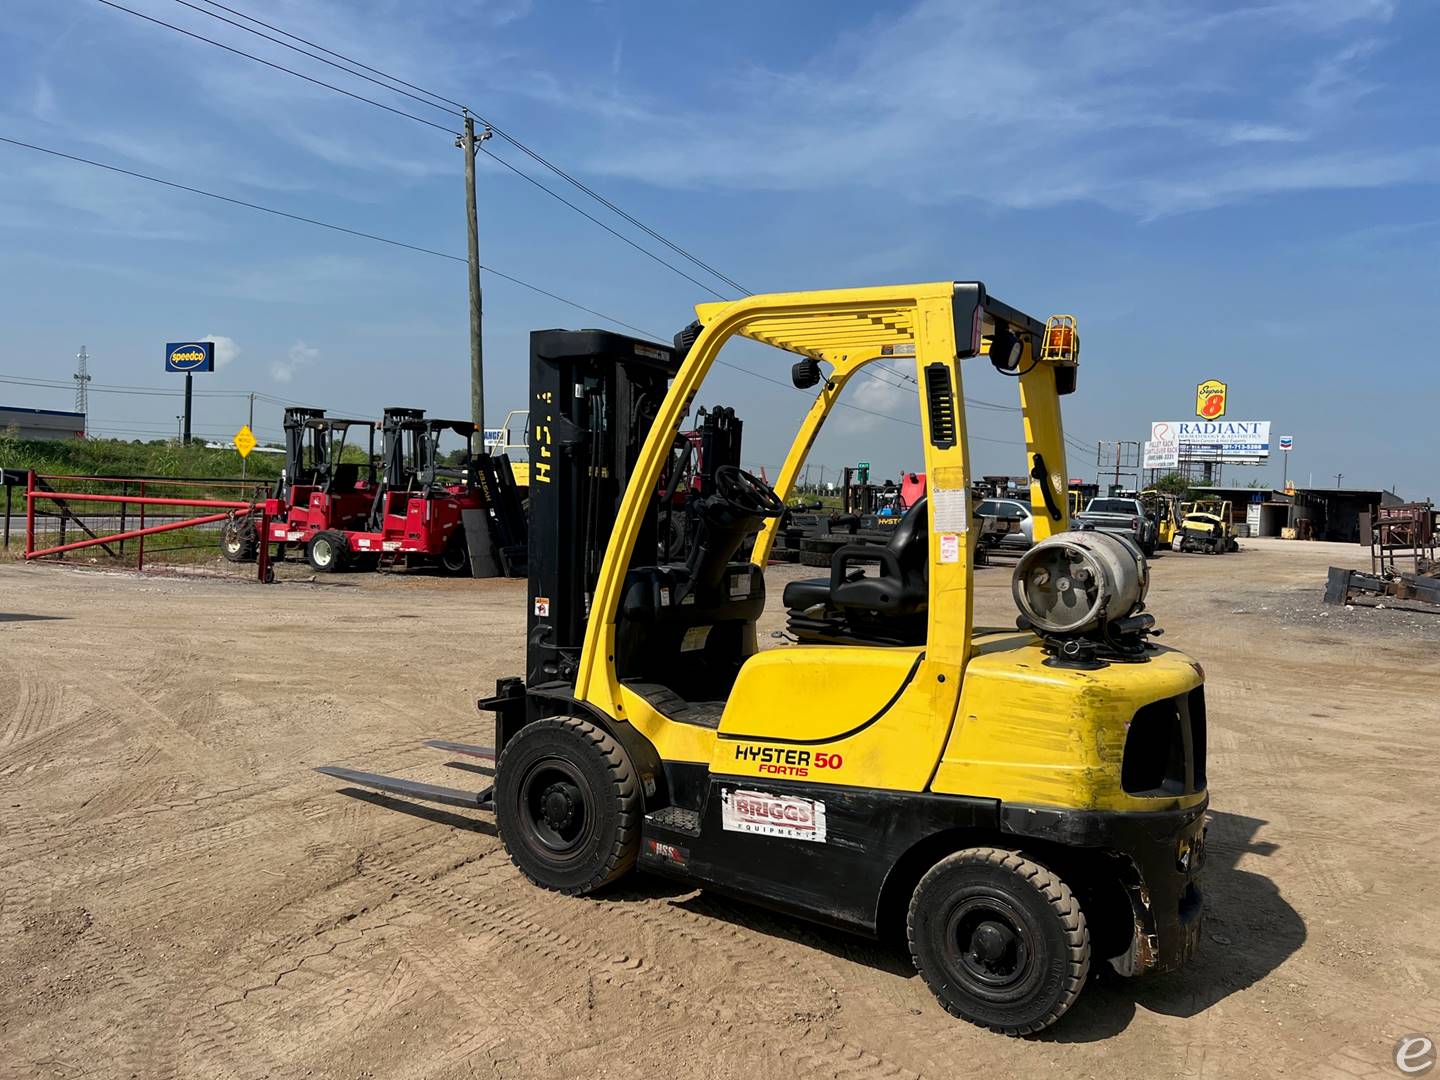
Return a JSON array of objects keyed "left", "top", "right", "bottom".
[{"left": 1074, "top": 497, "right": 1159, "bottom": 555}]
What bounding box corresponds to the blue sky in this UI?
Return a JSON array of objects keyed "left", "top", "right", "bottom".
[{"left": 1, "top": 0, "right": 1436, "bottom": 498}]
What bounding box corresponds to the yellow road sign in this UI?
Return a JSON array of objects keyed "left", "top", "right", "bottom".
[
  {"left": 1195, "top": 379, "right": 1227, "bottom": 419},
  {"left": 234, "top": 425, "right": 257, "bottom": 458}
]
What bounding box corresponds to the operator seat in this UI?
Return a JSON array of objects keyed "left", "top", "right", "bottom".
[{"left": 783, "top": 497, "right": 929, "bottom": 645}]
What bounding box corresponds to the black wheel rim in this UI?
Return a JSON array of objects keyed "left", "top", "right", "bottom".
[
  {"left": 942, "top": 895, "right": 1036, "bottom": 997},
  {"left": 516, "top": 757, "right": 594, "bottom": 859}
]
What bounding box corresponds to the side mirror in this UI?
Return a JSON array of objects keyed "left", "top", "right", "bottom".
[
  {"left": 989, "top": 323, "right": 1022, "bottom": 373},
  {"left": 791, "top": 357, "right": 821, "bottom": 389}
]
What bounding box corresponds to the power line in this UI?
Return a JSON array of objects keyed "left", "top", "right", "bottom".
[
  {"left": 480, "top": 146, "right": 728, "bottom": 301},
  {"left": 190, "top": 0, "right": 468, "bottom": 111},
  {"left": 93, "top": 0, "right": 458, "bottom": 134},
  {"left": 0, "top": 135, "right": 655, "bottom": 338},
  {"left": 481, "top": 127, "right": 750, "bottom": 296},
  {"left": 165, "top": 0, "right": 750, "bottom": 297},
  {"left": 167, "top": 0, "right": 461, "bottom": 119}
]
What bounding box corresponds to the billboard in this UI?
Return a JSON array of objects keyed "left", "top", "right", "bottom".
[
  {"left": 165, "top": 342, "right": 215, "bottom": 372},
  {"left": 1143, "top": 439, "right": 1179, "bottom": 469},
  {"left": 1150, "top": 420, "right": 1270, "bottom": 463}
]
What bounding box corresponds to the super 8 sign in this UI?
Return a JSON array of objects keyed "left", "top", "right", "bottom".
[{"left": 1196, "top": 379, "right": 1227, "bottom": 419}]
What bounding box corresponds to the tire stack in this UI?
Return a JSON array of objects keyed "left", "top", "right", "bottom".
[{"left": 799, "top": 533, "right": 851, "bottom": 567}]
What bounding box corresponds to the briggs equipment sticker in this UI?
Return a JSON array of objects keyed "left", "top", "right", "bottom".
[{"left": 721, "top": 788, "right": 827, "bottom": 843}]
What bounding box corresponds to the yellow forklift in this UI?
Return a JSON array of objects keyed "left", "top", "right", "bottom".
[
  {"left": 1141, "top": 488, "right": 1181, "bottom": 548},
  {"left": 1177, "top": 497, "right": 1238, "bottom": 553},
  {"left": 320, "top": 284, "right": 1208, "bottom": 1035}
]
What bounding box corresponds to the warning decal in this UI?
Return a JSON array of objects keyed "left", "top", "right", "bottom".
[
  {"left": 938, "top": 533, "right": 961, "bottom": 564},
  {"left": 721, "top": 788, "right": 827, "bottom": 843}
]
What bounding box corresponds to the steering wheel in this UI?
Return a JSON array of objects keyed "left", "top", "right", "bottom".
[{"left": 714, "top": 465, "right": 786, "bottom": 518}]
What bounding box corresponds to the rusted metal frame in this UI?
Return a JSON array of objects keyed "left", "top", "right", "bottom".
[
  {"left": 25, "top": 489, "right": 254, "bottom": 570},
  {"left": 25, "top": 470, "right": 35, "bottom": 555},
  {"left": 26, "top": 492, "right": 251, "bottom": 510},
  {"left": 256, "top": 506, "right": 273, "bottom": 584},
  {"left": 31, "top": 475, "right": 120, "bottom": 559},
  {"left": 26, "top": 512, "right": 234, "bottom": 558}
]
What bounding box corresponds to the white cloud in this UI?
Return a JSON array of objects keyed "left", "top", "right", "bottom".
[
  {"left": 558, "top": 0, "right": 1424, "bottom": 219},
  {"left": 31, "top": 77, "right": 58, "bottom": 122},
  {"left": 271, "top": 341, "right": 319, "bottom": 384},
  {"left": 831, "top": 362, "right": 913, "bottom": 434},
  {"left": 201, "top": 333, "right": 241, "bottom": 370}
]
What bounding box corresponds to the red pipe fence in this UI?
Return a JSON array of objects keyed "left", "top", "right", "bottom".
[{"left": 23, "top": 471, "right": 273, "bottom": 583}]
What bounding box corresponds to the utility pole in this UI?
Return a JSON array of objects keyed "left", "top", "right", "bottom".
[
  {"left": 73, "top": 346, "right": 92, "bottom": 434},
  {"left": 175, "top": 415, "right": 183, "bottom": 442},
  {"left": 1334, "top": 472, "right": 1343, "bottom": 489},
  {"left": 457, "top": 112, "right": 491, "bottom": 452},
  {"left": 242, "top": 392, "right": 254, "bottom": 481}
]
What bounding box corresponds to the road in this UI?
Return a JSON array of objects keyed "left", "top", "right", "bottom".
[{"left": 1, "top": 539, "right": 1437, "bottom": 1079}]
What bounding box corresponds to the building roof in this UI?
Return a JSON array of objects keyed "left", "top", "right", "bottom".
[{"left": 0, "top": 405, "right": 86, "bottom": 419}]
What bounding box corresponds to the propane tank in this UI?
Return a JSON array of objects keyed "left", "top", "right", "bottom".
[{"left": 1012, "top": 530, "right": 1149, "bottom": 637}]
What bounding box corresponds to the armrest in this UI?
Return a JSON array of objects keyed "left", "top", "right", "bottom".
[{"left": 831, "top": 544, "right": 900, "bottom": 591}]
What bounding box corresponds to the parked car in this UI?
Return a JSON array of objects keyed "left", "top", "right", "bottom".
[
  {"left": 975, "top": 498, "right": 1034, "bottom": 547},
  {"left": 1074, "top": 496, "right": 1158, "bottom": 555}
]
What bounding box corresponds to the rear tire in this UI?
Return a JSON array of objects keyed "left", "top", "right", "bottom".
[
  {"left": 908, "top": 847, "right": 1090, "bottom": 1036},
  {"left": 305, "top": 531, "right": 346, "bottom": 573},
  {"left": 439, "top": 538, "right": 470, "bottom": 576},
  {"left": 221, "top": 517, "right": 257, "bottom": 563},
  {"left": 495, "top": 717, "right": 640, "bottom": 895}
]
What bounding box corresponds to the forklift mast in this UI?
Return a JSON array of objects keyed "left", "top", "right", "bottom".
[
  {"left": 379, "top": 407, "right": 426, "bottom": 491},
  {"left": 694, "top": 406, "right": 741, "bottom": 498},
  {"left": 278, "top": 407, "right": 329, "bottom": 500},
  {"left": 526, "top": 329, "right": 680, "bottom": 688}
]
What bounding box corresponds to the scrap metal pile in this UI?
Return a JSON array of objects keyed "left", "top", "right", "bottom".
[{"left": 1324, "top": 502, "right": 1439, "bottom": 608}]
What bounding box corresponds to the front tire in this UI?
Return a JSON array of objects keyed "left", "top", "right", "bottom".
[
  {"left": 908, "top": 847, "right": 1090, "bottom": 1036},
  {"left": 305, "top": 531, "right": 346, "bottom": 573},
  {"left": 495, "top": 717, "right": 640, "bottom": 895}
]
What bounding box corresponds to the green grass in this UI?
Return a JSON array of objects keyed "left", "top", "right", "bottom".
[
  {"left": 0, "top": 432, "right": 283, "bottom": 483},
  {"left": 1, "top": 433, "right": 280, "bottom": 568}
]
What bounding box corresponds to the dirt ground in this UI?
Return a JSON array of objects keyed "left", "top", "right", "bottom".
[{"left": 2, "top": 539, "right": 1438, "bottom": 1080}]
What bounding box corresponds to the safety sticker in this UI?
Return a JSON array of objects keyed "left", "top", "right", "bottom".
[
  {"left": 680, "top": 624, "right": 711, "bottom": 652},
  {"left": 931, "top": 487, "right": 969, "bottom": 533},
  {"left": 534, "top": 596, "right": 550, "bottom": 617},
  {"left": 382, "top": 541, "right": 401, "bottom": 552},
  {"left": 721, "top": 788, "right": 827, "bottom": 843},
  {"left": 938, "top": 533, "right": 961, "bottom": 564}
]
